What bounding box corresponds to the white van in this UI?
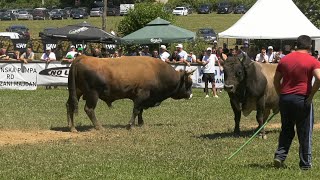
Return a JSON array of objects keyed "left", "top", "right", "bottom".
[
  {"left": 120, "top": 4, "right": 134, "bottom": 15},
  {"left": 0, "top": 32, "right": 21, "bottom": 39}
]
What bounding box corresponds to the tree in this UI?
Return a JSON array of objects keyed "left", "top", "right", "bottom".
[{"left": 117, "top": 2, "right": 175, "bottom": 37}]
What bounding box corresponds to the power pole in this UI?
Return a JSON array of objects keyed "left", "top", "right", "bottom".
[{"left": 102, "top": 0, "right": 107, "bottom": 31}]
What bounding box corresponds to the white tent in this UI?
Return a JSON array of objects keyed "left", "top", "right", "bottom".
[{"left": 219, "top": 0, "right": 320, "bottom": 39}]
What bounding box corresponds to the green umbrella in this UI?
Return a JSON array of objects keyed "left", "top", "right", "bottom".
[{"left": 121, "top": 17, "right": 196, "bottom": 44}]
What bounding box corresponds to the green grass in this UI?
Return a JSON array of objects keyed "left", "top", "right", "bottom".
[{"left": 0, "top": 88, "right": 320, "bottom": 179}]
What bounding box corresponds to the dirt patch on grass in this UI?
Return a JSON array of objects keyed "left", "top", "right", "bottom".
[{"left": 0, "top": 130, "right": 94, "bottom": 146}]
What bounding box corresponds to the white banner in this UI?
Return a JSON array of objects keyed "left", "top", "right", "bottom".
[
  {"left": 0, "top": 62, "right": 225, "bottom": 90},
  {"left": 37, "top": 63, "right": 71, "bottom": 85},
  {"left": 171, "top": 65, "right": 224, "bottom": 89},
  {"left": 0, "top": 63, "right": 37, "bottom": 90}
]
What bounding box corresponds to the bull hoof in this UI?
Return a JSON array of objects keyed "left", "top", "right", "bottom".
[
  {"left": 137, "top": 121, "right": 144, "bottom": 127},
  {"left": 95, "top": 125, "right": 104, "bottom": 131},
  {"left": 126, "top": 124, "right": 133, "bottom": 130},
  {"left": 258, "top": 133, "right": 267, "bottom": 139},
  {"left": 70, "top": 127, "right": 78, "bottom": 133}
]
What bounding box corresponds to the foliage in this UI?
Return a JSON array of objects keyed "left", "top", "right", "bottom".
[{"left": 117, "top": 2, "right": 175, "bottom": 37}]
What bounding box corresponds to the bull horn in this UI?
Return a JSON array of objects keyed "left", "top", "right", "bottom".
[{"left": 186, "top": 68, "right": 196, "bottom": 75}]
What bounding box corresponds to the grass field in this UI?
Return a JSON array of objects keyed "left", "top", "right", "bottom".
[{"left": 0, "top": 88, "right": 320, "bottom": 179}]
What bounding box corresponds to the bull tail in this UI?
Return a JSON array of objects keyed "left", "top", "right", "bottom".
[{"left": 67, "top": 61, "right": 79, "bottom": 115}]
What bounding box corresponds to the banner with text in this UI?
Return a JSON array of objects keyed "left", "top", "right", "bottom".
[{"left": 0, "top": 63, "right": 37, "bottom": 90}]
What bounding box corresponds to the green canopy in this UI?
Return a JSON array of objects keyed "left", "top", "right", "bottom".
[{"left": 121, "top": 17, "right": 196, "bottom": 44}]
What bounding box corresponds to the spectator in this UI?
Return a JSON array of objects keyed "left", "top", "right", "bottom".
[
  {"left": 197, "top": 50, "right": 206, "bottom": 62},
  {"left": 152, "top": 50, "right": 159, "bottom": 58},
  {"left": 41, "top": 47, "right": 56, "bottom": 63},
  {"left": 175, "top": 44, "right": 190, "bottom": 66},
  {"left": 267, "top": 46, "right": 277, "bottom": 63},
  {"left": 213, "top": 40, "right": 218, "bottom": 49},
  {"left": 62, "top": 45, "right": 77, "bottom": 62},
  {"left": 170, "top": 50, "right": 178, "bottom": 62},
  {"left": 255, "top": 47, "right": 268, "bottom": 63},
  {"left": 186, "top": 51, "right": 196, "bottom": 63},
  {"left": 313, "top": 50, "right": 320, "bottom": 61},
  {"left": 77, "top": 47, "right": 84, "bottom": 56},
  {"left": 92, "top": 48, "right": 102, "bottom": 58},
  {"left": 159, "top": 45, "right": 170, "bottom": 62},
  {"left": 217, "top": 47, "right": 228, "bottom": 62},
  {"left": 20, "top": 48, "right": 34, "bottom": 63},
  {"left": 112, "top": 51, "right": 120, "bottom": 58},
  {"left": 0, "top": 48, "right": 9, "bottom": 60},
  {"left": 199, "top": 47, "right": 220, "bottom": 98},
  {"left": 101, "top": 47, "right": 109, "bottom": 58},
  {"left": 10, "top": 50, "right": 20, "bottom": 60},
  {"left": 141, "top": 46, "right": 151, "bottom": 56}
]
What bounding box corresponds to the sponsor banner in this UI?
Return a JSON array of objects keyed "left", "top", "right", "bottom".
[
  {"left": 0, "top": 63, "right": 37, "bottom": 90},
  {"left": 36, "top": 63, "right": 70, "bottom": 85},
  {"left": 42, "top": 38, "right": 58, "bottom": 51},
  {"left": 171, "top": 65, "right": 224, "bottom": 89},
  {"left": 11, "top": 39, "right": 29, "bottom": 53},
  {"left": 0, "top": 62, "right": 224, "bottom": 90}
]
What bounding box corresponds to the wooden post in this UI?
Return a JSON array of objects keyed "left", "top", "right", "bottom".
[{"left": 102, "top": 0, "right": 107, "bottom": 31}]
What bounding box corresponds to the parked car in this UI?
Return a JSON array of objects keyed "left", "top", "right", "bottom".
[
  {"left": 17, "top": 10, "right": 33, "bottom": 20},
  {"left": 234, "top": 5, "right": 247, "bottom": 14},
  {"left": 107, "top": 7, "right": 120, "bottom": 16},
  {"left": 197, "top": 4, "right": 213, "bottom": 14},
  {"left": 217, "top": 2, "right": 233, "bottom": 14},
  {"left": 183, "top": 4, "right": 193, "bottom": 14},
  {"left": 172, "top": 7, "right": 188, "bottom": 16},
  {"left": 120, "top": 4, "right": 134, "bottom": 16},
  {"left": 0, "top": 12, "right": 17, "bottom": 21},
  {"left": 51, "top": 10, "right": 68, "bottom": 20},
  {"left": 6, "top": 25, "right": 30, "bottom": 39},
  {"left": 33, "top": 8, "right": 50, "bottom": 20},
  {"left": 90, "top": 7, "right": 102, "bottom": 17},
  {"left": 197, "top": 28, "right": 217, "bottom": 43},
  {"left": 6, "top": 9, "right": 19, "bottom": 17},
  {"left": 0, "top": 32, "right": 21, "bottom": 39},
  {"left": 72, "top": 9, "right": 89, "bottom": 19}
]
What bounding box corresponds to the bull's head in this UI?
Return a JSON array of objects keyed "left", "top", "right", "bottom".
[
  {"left": 171, "top": 69, "right": 196, "bottom": 100},
  {"left": 223, "top": 54, "right": 252, "bottom": 93}
]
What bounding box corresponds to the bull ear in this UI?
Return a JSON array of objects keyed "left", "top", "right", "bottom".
[{"left": 185, "top": 68, "right": 196, "bottom": 75}]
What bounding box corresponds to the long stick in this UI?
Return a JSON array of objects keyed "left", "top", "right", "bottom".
[{"left": 227, "top": 113, "right": 277, "bottom": 160}]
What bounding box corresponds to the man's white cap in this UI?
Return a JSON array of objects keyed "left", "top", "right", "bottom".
[
  {"left": 46, "top": 47, "right": 51, "bottom": 50},
  {"left": 70, "top": 45, "right": 75, "bottom": 48},
  {"left": 207, "top": 47, "right": 212, "bottom": 51},
  {"left": 213, "top": 40, "right": 218, "bottom": 43},
  {"left": 268, "top": 46, "right": 273, "bottom": 50},
  {"left": 176, "top": 44, "right": 183, "bottom": 48},
  {"left": 160, "top": 45, "right": 166, "bottom": 50}
]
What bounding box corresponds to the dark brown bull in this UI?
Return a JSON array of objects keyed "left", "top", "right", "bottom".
[
  {"left": 223, "top": 54, "right": 279, "bottom": 138},
  {"left": 66, "top": 55, "right": 194, "bottom": 132}
]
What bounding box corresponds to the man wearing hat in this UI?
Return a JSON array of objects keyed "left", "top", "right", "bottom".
[
  {"left": 199, "top": 47, "right": 220, "bottom": 98},
  {"left": 41, "top": 47, "right": 56, "bottom": 63},
  {"left": 159, "top": 45, "right": 170, "bottom": 62},
  {"left": 63, "top": 45, "right": 77, "bottom": 62},
  {"left": 175, "top": 43, "right": 190, "bottom": 66},
  {"left": 267, "top": 46, "right": 277, "bottom": 63}
]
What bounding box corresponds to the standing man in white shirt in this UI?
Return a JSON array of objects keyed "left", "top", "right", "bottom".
[
  {"left": 176, "top": 43, "right": 190, "bottom": 66},
  {"left": 159, "top": 45, "right": 170, "bottom": 62},
  {"left": 41, "top": 47, "right": 56, "bottom": 63},
  {"left": 200, "top": 47, "right": 220, "bottom": 98}
]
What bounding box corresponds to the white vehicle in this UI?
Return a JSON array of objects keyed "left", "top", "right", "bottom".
[
  {"left": 0, "top": 32, "right": 21, "bottom": 39},
  {"left": 172, "top": 7, "right": 188, "bottom": 16},
  {"left": 120, "top": 4, "right": 134, "bottom": 16},
  {"left": 17, "top": 11, "right": 33, "bottom": 20},
  {"left": 90, "top": 7, "right": 102, "bottom": 17}
]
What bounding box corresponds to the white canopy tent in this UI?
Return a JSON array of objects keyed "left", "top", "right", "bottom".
[{"left": 219, "top": 0, "right": 320, "bottom": 39}]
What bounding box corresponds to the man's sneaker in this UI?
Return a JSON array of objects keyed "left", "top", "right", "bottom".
[
  {"left": 205, "top": 95, "right": 209, "bottom": 98},
  {"left": 274, "top": 158, "right": 286, "bottom": 168},
  {"left": 214, "top": 95, "right": 219, "bottom": 98}
]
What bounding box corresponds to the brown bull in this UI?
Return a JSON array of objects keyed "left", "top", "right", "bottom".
[
  {"left": 66, "top": 55, "right": 194, "bottom": 132},
  {"left": 223, "top": 54, "right": 279, "bottom": 138}
]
